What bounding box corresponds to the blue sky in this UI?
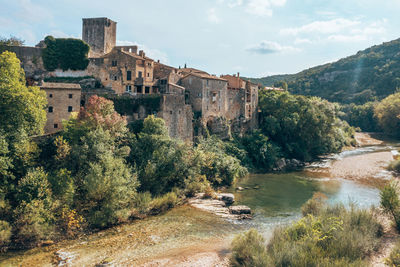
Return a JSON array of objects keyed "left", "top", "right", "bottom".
[{"left": 1, "top": 0, "right": 400, "bottom": 77}]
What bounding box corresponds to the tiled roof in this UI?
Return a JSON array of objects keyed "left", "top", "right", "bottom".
[{"left": 40, "top": 82, "right": 81, "bottom": 90}]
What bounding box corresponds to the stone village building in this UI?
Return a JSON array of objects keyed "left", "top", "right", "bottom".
[{"left": 0, "top": 17, "right": 265, "bottom": 142}]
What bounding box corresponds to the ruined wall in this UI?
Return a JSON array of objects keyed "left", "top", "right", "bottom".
[
  {"left": 226, "top": 88, "right": 245, "bottom": 121},
  {"left": 82, "top": 18, "right": 116, "bottom": 57},
  {"left": 158, "top": 94, "right": 193, "bottom": 142},
  {"left": 0, "top": 45, "right": 46, "bottom": 79},
  {"left": 179, "top": 75, "right": 204, "bottom": 113},
  {"left": 200, "top": 78, "right": 228, "bottom": 120}
]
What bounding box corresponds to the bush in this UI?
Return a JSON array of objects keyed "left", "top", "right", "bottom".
[
  {"left": 380, "top": 181, "right": 400, "bottom": 230},
  {"left": 150, "top": 192, "right": 178, "bottom": 214},
  {"left": 388, "top": 160, "right": 400, "bottom": 173},
  {"left": 132, "top": 192, "right": 153, "bottom": 215},
  {"left": 374, "top": 92, "right": 400, "bottom": 137},
  {"left": 386, "top": 241, "right": 400, "bottom": 266},
  {"left": 0, "top": 220, "right": 11, "bottom": 250},
  {"left": 13, "top": 200, "right": 55, "bottom": 248},
  {"left": 301, "top": 192, "right": 327, "bottom": 216},
  {"left": 268, "top": 205, "right": 382, "bottom": 266},
  {"left": 230, "top": 229, "right": 270, "bottom": 267}
]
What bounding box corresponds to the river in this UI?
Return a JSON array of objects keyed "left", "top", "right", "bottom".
[{"left": 1, "top": 134, "right": 397, "bottom": 266}]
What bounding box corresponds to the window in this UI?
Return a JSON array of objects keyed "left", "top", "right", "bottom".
[
  {"left": 137, "top": 86, "right": 143, "bottom": 93},
  {"left": 145, "top": 86, "right": 150, "bottom": 94},
  {"left": 68, "top": 94, "right": 73, "bottom": 99},
  {"left": 138, "top": 71, "right": 143, "bottom": 78},
  {"left": 49, "top": 93, "right": 53, "bottom": 98},
  {"left": 68, "top": 106, "right": 73, "bottom": 112},
  {"left": 127, "top": 71, "right": 132, "bottom": 81},
  {"left": 147, "top": 73, "right": 150, "bottom": 77},
  {"left": 54, "top": 123, "right": 58, "bottom": 129},
  {"left": 48, "top": 106, "right": 53, "bottom": 113},
  {"left": 170, "top": 111, "right": 173, "bottom": 114},
  {"left": 112, "top": 60, "right": 117, "bottom": 66},
  {"left": 114, "top": 76, "right": 117, "bottom": 81},
  {"left": 126, "top": 85, "right": 132, "bottom": 92},
  {"left": 148, "top": 62, "right": 151, "bottom": 67},
  {"left": 206, "top": 80, "right": 209, "bottom": 86},
  {"left": 212, "top": 92, "right": 217, "bottom": 102}
]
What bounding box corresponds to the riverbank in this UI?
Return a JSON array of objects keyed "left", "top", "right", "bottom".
[{"left": 1, "top": 133, "right": 397, "bottom": 267}]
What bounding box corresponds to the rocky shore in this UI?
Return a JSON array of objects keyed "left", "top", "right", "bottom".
[{"left": 188, "top": 193, "right": 252, "bottom": 220}]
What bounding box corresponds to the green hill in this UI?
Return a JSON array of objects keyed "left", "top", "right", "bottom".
[{"left": 250, "top": 38, "right": 400, "bottom": 104}]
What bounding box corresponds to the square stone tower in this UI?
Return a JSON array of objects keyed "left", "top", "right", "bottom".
[{"left": 82, "top": 17, "right": 117, "bottom": 57}]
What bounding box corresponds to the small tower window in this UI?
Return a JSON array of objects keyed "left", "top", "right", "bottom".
[
  {"left": 48, "top": 106, "right": 53, "bottom": 113},
  {"left": 68, "top": 94, "right": 73, "bottom": 98},
  {"left": 112, "top": 60, "right": 117, "bottom": 66},
  {"left": 49, "top": 93, "right": 53, "bottom": 98},
  {"left": 68, "top": 106, "right": 73, "bottom": 112},
  {"left": 54, "top": 124, "right": 58, "bottom": 129},
  {"left": 127, "top": 71, "right": 132, "bottom": 81}
]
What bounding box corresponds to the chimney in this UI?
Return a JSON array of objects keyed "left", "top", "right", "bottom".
[
  {"left": 237, "top": 72, "right": 240, "bottom": 78},
  {"left": 157, "top": 59, "right": 160, "bottom": 63},
  {"left": 139, "top": 50, "right": 145, "bottom": 57}
]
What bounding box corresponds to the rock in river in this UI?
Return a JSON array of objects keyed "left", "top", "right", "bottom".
[
  {"left": 229, "top": 205, "right": 251, "bottom": 215},
  {"left": 217, "top": 193, "right": 235, "bottom": 204}
]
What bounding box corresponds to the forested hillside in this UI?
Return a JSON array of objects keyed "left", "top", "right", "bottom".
[{"left": 250, "top": 38, "right": 400, "bottom": 104}]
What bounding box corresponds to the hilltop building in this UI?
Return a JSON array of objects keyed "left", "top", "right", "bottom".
[
  {"left": 40, "top": 82, "right": 82, "bottom": 134},
  {"left": 0, "top": 17, "right": 262, "bottom": 141}
]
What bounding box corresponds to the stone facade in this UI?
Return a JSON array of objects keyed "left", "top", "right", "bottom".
[
  {"left": 2, "top": 17, "right": 264, "bottom": 142},
  {"left": 87, "top": 47, "right": 155, "bottom": 95},
  {"left": 82, "top": 17, "right": 117, "bottom": 57},
  {"left": 40, "top": 82, "right": 82, "bottom": 134}
]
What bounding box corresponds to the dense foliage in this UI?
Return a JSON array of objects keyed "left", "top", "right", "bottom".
[
  {"left": 42, "top": 36, "right": 89, "bottom": 71},
  {"left": 374, "top": 92, "right": 400, "bottom": 137},
  {"left": 250, "top": 38, "right": 400, "bottom": 104},
  {"left": 339, "top": 102, "right": 380, "bottom": 132},
  {"left": 256, "top": 90, "right": 354, "bottom": 161},
  {"left": 231, "top": 199, "right": 383, "bottom": 266},
  {"left": 0, "top": 52, "right": 248, "bottom": 250}
]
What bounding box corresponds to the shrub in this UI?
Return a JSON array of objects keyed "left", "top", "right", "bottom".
[
  {"left": 150, "top": 192, "right": 178, "bottom": 214},
  {"left": 301, "top": 192, "right": 327, "bottom": 216},
  {"left": 386, "top": 241, "right": 400, "bottom": 266},
  {"left": 388, "top": 160, "right": 400, "bottom": 173},
  {"left": 59, "top": 206, "right": 85, "bottom": 237},
  {"left": 268, "top": 205, "right": 382, "bottom": 266},
  {"left": 380, "top": 181, "right": 400, "bottom": 230},
  {"left": 230, "top": 229, "right": 270, "bottom": 267},
  {"left": 0, "top": 220, "right": 11, "bottom": 250},
  {"left": 132, "top": 192, "right": 153, "bottom": 215},
  {"left": 13, "top": 200, "right": 55, "bottom": 248},
  {"left": 374, "top": 92, "right": 400, "bottom": 137}
]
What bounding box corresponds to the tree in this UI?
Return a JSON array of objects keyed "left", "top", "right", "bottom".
[
  {"left": 42, "top": 36, "right": 89, "bottom": 71},
  {"left": 0, "top": 51, "right": 47, "bottom": 138},
  {"left": 0, "top": 36, "right": 24, "bottom": 46},
  {"left": 374, "top": 92, "right": 400, "bottom": 137}
]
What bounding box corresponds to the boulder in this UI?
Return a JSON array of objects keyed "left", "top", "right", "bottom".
[
  {"left": 217, "top": 193, "right": 235, "bottom": 204},
  {"left": 236, "top": 186, "right": 244, "bottom": 191},
  {"left": 229, "top": 205, "right": 251, "bottom": 215},
  {"left": 276, "top": 158, "right": 287, "bottom": 171}
]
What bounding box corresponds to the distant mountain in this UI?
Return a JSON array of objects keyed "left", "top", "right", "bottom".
[{"left": 250, "top": 38, "right": 400, "bottom": 104}]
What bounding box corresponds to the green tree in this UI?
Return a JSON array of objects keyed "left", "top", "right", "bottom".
[
  {"left": 42, "top": 36, "right": 89, "bottom": 71},
  {"left": 374, "top": 92, "right": 400, "bottom": 137}
]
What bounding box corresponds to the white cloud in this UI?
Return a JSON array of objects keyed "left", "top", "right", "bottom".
[
  {"left": 294, "top": 38, "right": 312, "bottom": 45},
  {"left": 282, "top": 18, "right": 388, "bottom": 44},
  {"left": 117, "top": 40, "right": 169, "bottom": 64},
  {"left": 246, "top": 0, "right": 287, "bottom": 16},
  {"left": 14, "top": 0, "right": 53, "bottom": 23},
  {"left": 246, "top": 40, "right": 300, "bottom": 54},
  {"left": 207, "top": 8, "right": 221, "bottom": 24},
  {"left": 281, "top": 18, "right": 360, "bottom": 35}
]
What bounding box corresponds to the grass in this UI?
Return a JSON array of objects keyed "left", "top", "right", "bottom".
[{"left": 231, "top": 204, "right": 383, "bottom": 267}]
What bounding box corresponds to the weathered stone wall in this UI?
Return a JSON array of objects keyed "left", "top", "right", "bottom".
[
  {"left": 0, "top": 45, "right": 46, "bottom": 79},
  {"left": 200, "top": 78, "right": 228, "bottom": 120},
  {"left": 158, "top": 94, "right": 193, "bottom": 142},
  {"left": 179, "top": 75, "right": 204, "bottom": 113},
  {"left": 226, "top": 88, "right": 245, "bottom": 121},
  {"left": 82, "top": 18, "right": 116, "bottom": 57}
]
